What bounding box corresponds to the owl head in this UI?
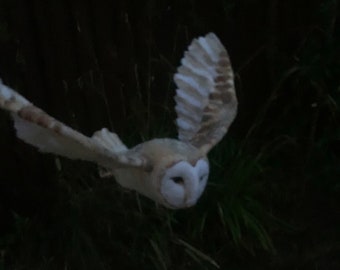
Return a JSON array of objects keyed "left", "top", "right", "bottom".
[{"left": 127, "top": 139, "right": 209, "bottom": 208}]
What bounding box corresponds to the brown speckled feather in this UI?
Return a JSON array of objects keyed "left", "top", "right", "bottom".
[
  {"left": 0, "top": 80, "right": 150, "bottom": 170},
  {"left": 174, "top": 33, "right": 237, "bottom": 154}
]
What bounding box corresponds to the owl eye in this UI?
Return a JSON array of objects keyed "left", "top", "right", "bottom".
[
  {"left": 199, "top": 174, "right": 208, "bottom": 182},
  {"left": 171, "top": 176, "right": 184, "bottom": 185}
]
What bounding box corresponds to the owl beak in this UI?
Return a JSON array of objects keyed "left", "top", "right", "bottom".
[{"left": 183, "top": 180, "right": 200, "bottom": 207}]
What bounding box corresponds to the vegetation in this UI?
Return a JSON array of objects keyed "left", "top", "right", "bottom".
[{"left": 0, "top": 0, "right": 339, "bottom": 269}]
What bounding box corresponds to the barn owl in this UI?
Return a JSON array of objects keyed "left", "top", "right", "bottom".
[{"left": 0, "top": 33, "right": 237, "bottom": 209}]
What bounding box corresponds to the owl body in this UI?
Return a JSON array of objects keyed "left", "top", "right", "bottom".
[{"left": 0, "top": 33, "right": 237, "bottom": 209}]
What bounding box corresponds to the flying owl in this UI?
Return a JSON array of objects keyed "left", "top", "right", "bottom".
[{"left": 0, "top": 33, "right": 237, "bottom": 209}]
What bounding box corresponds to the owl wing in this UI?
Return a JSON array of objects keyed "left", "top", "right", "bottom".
[
  {"left": 0, "top": 79, "right": 151, "bottom": 170},
  {"left": 174, "top": 33, "right": 237, "bottom": 155}
]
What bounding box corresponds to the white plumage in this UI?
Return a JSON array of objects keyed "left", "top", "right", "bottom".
[{"left": 0, "top": 33, "right": 237, "bottom": 209}]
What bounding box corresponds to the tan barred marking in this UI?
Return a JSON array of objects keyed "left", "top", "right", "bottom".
[
  {"left": 0, "top": 80, "right": 152, "bottom": 171},
  {"left": 18, "top": 106, "right": 62, "bottom": 133},
  {"left": 174, "top": 33, "right": 237, "bottom": 155}
]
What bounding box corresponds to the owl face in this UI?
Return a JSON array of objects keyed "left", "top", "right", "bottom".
[
  {"left": 126, "top": 138, "right": 209, "bottom": 209},
  {"left": 159, "top": 159, "right": 209, "bottom": 208}
]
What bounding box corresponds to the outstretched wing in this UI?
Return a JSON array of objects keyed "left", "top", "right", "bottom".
[
  {"left": 174, "top": 33, "right": 237, "bottom": 155},
  {"left": 0, "top": 79, "right": 150, "bottom": 170}
]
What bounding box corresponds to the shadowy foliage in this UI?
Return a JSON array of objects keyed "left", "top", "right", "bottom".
[{"left": 0, "top": 0, "right": 339, "bottom": 269}]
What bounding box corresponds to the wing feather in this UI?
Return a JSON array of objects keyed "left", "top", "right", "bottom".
[
  {"left": 0, "top": 79, "right": 150, "bottom": 170},
  {"left": 174, "top": 33, "right": 237, "bottom": 154}
]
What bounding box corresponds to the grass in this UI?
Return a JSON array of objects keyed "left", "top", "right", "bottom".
[{"left": 0, "top": 0, "right": 339, "bottom": 269}]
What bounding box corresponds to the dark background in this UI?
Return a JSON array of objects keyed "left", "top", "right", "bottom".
[{"left": 0, "top": 0, "right": 339, "bottom": 269}]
